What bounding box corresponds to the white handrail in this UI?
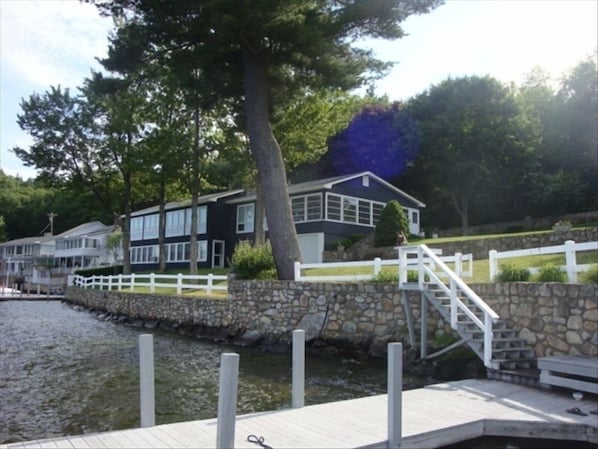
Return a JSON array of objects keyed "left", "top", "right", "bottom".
[{"left": 418, "top": 244, "right": 498, "bottom": 368}]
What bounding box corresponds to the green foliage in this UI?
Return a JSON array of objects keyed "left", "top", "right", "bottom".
[
  {"left": 495, "top": 264, "right": 531, "bottom": 282},
  {"left": 0, "top": 215, "right": 5, "bottom": 242},
  {"left": 231, "top": 241, "right": 276, "bottom": 280},
  {"left": 581, "top": 265, "right": 598, "bottom": 284},
  {"left": 374, "top": 200, "right": 409, "bottom": 247},
  {"left": 534, "top": 264, "right": 567, "bottom": 282},
  {"left": 76, "top": 265, "right": 123, "bottom": 276},
  {"left": 371, "top": 271, "right": 399, "bottom": 284}
]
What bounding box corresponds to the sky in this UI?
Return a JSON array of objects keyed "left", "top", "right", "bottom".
[{"left": 0, "top": 0, "right": 596, "bottom": 180}]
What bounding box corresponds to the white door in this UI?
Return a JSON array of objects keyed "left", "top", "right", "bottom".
[
  {"left": 212, "top": 240, "right": 225, "bottom": 268},
  {"left": 297, "top": 233, "right": 324, "bottom": 263}
]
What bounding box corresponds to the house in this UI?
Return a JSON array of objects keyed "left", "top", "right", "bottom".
[
  {"left": 53, "top": 221, "right": 118, "bottom": 273},
  {"left": 129, "top": 171, "right": 425, "bottom": 269},
  {"left": 0, "top": 221, "right": 117, "bottom": 287}
]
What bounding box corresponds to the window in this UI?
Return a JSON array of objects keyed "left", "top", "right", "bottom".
[
  {"left": 131, "top": 245, "right": 158, "bottom": 264},
  {"left": 291, "top": 194, "right": 322, "bottom": 223},
  {"left": 184, "top": 206, "right": 207, "bottom": 235},
  {"left": 412, "top": 210, "right": 419, "bottom": 224},
  {"left": 362, "top": 175, "right": 369, "bottom": 187},
  {"left": 237, "top": 203, "right": 254, "bottom": 233},
  {"left": 164, "top": 241, "right": 208, "bottom": 262},
  {"left": 166, "top": 210, "right": 185, "bottom": 237},
  {"left": 198, "top": 241, "right": 208, "bottom": 261},
  {"left": 131, "top": 217, "right": 144, "bottom": 241},
  {"left": 327, "top": 193, "right": 386, "bottom": 227},
  {"left": 143, "top": 214, "right": 159, "bottom": 239}
]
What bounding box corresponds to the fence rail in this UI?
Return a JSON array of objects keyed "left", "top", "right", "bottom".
[
  {"left": 70, "top": 272, "right": 228, "bottom": 295},
  {"left": 488, "top": 240, "right": 597, "bottom": 282},
  {"left": 294, "top": 249, "right": 473, "bottom": 282}
]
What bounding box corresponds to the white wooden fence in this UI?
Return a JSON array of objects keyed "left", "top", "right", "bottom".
[
  {"left": 488, "top": 240, "right": 598, "bottom": 282},
  {"left": 294, "top": 249, "right": 473, "bottom": 282},
  {"left": 70, "top": 272, "right": 228, "bottom": 295}
]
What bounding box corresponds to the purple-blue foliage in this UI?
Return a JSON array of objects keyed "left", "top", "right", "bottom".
[{"left": 327, "top": 103, "right": 419, "bottom": 179}]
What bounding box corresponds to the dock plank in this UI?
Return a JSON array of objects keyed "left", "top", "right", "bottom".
[{"left": 3, "top": 379, "right": 597, "bottom": 449}]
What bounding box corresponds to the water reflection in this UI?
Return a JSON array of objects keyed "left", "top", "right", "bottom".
[{"left": 0, "top": 300, "right": 402, "bottom": 444}]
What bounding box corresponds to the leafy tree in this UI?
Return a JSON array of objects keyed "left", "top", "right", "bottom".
[
  {"left": 404, "top": 76, "right": 539, "bottom": 234},
  {"left": 374, "top": 200, "right": 409, "bottom": 246},
  {"left": 94, "top": 0, "right": 443, "bottom": 280},
  {"left": 325, "top": 102, "right": 419, "bottom": 179},
  {"left": 0, "top": 215, "right": 6, "bottom": 242}
]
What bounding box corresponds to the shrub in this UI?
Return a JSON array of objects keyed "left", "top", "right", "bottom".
[
  {"left": 374, "top": 200, "right": 409, "bottom": 247},
  {"left": 534, "top": 264, "right": 567, "bottom": 282},
  {"left": 581, "top": 265, "right": 598, "bottom": 284},
  {"left": 371, "top": 271, "right": 399, "bottom": 283},
  {"left": 230, "top": 240, "right": 276, "bottom": 280},
  {"left": 495, "top": 264, "right": 530, "bottom": 282},
  {"left": 75, "top": 265, "right": 123, "bottom": 276}
]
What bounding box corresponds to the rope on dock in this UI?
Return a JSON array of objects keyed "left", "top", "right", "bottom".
[{"left": 247, "top": 434, "right": 273, "bottom": 449}]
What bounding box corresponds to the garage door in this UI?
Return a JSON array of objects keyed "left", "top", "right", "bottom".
[{"left": 297, "top": 233, "right": 324, "bottom": 263}]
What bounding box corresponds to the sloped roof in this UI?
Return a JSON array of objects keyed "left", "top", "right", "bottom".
[
  {"left": 0, "top": 234, "right": 55, "bottom": 247},
  {"left": 55, "top": 221, "right": 114, "bottom": 238},
  {"left": 130, "top": 189, "right": 245, "bottom": 217},
  {"left": 227, "top": 171, "right": 426, "bottom": 207}
]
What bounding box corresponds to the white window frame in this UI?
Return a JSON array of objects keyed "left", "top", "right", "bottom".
[
  {"left": 184, "top": 206, "right": 207, "bottom": 235},
  {"left": 326, "top": 193, "right": 386, "bottom": 227},
  {"left": 236, "top": 203, "right": 255, "bottom": 234},
  {"left": 143, "top": 214, "right": 159, "bottom": 240},
  {"left": 291, "top": 193, "right": 322, "bottom": 223},
  {"left": 166, "top": 209, "right": 185, "bottom": 237},
  {"left": 130, "top": 217, "right": 144, "bottom": 241}
]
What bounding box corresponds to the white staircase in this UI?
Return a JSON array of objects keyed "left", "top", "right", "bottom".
[{"left": 399, "top": 245, "right": 536, "bottom": 372}]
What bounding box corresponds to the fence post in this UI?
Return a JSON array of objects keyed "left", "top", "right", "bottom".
[
  {"left": 450, "top": 278, "right": 457, "bottom": 328},
  {"left": 207, "top": 273, "right": 213, "bottom": 295},
  {"left": 118, "top": 274, "right": 123, "bottom": 291},
  {"left": 292, "top": 329, "right": 305, "bottom": 408},
  {"left": 216, "top": 353, "right": 239, "bottom": 449},
  {"left": 564, "top": 240, "right": 577, "bottom": 283},
  {"left": 150, "top": 273, "right": 155, "bottom": 293},
  {"left": 177, "top": 273, "right": 182, "bottom": 295},
  {"left": 139, "top": 334, "right": 155, "bottom": 427},
  {"left": 294, "top": 261, "right": 301, "bottom": 281},
  {"left": 388, "top": 342, "right": 402, "bottom": 449},
  {"left": 454, "top": 252, "right": 463, "bottom": 277},
  {"left": 488, "top": 250, "right": 497, "bottom": 281},
  {"left": 374, "top": 257, "right": 382, "bottom": 277},
  {"left": 108, "top": 275, "right": 113, "bottom": 291},
  {"left": 417, "top": 246, "right": 425, "bottom": 290},
  {"left": 130, "top": 273, "right": 136, "bottom": 292}
]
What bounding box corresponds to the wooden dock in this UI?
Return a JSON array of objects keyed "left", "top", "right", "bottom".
[{"left": 3, "top": 379, "right": 597, "bottom": 448}]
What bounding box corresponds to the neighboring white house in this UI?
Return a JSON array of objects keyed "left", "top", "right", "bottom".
[
  {"left": 0, "top": 234, "right": 55, "bottom": 284},
  {"left": 53, "top": 221, "right": 117, "bottom": 273}
]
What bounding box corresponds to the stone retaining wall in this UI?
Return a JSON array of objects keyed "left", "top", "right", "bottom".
[{"left": 65, "top": 281, "right": 597, "bottom": 358}]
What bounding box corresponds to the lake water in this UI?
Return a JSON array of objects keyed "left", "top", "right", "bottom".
[{"left": 0, "top": 300, "right": 415, "bottom": 445}]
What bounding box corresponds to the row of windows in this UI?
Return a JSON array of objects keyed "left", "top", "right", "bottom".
[
  {"left": 130, "top": 241, "right": 208, "bottom": 264},
  {"left": 131, "top": 206, "right": 207, "bottom": 241},
  {"left": 56, "top": 238, "right": 99, "bottom": 250}
]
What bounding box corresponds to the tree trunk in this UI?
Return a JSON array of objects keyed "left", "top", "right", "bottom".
[
  {"left": 254, "top": 181, "right": 265, "bottom": 245},
  {"left": 158, "top": 179, "right": 166, "bottom": 273},
  {"left": 189, "top": 105, "right": 201, "bottom": 276},
  {"left": 122, "top": 171, "right": 132, "bottom": 275},
  {"left": 242, "top": 49, "right": 301, "bottom": 280}
]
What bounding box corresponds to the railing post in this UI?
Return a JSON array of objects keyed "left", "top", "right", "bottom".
[
  {"left": 139, "top": 334, "right": 155, "bottom": 427},
  {"left": 294, "top": 261, "right": 301, "bottom": 281},
  {"left": 488, "top": 249, "right": 497, "bottom": 281},
  {"left": 130, "top": 273, "right": 136, "bottom": 292},
  {"left": 177, "top": 273, "right": 182, "bottom": 295},
  {"left": 450, "top": 278, "right": 457, "bottom": 329},
  {"left": 388, "top": 342, "right": 402, "bottom": 449},
  {"left": 374, "top": 257, "right": 382, "bottom": 277},
  {"left": 150, "top": 273, "right": 155, "bottom": 293},
  {"left": 454, "top": 252, "right": 462, "bottom": 277},
  {"left": 207, "top": 273, "right": 213, "bottom": 295},
  {"left": 216, "top": 353, "right": 239, "bottom": 449},
  {"left": 108, "top": 275, "right": 113, "bottom": 291},
  {"left": 417, "top": 246, "right": 425, "bottom": 290},
  {"left": 118, "top": 274, "right": 123, "bottom": 291},
  {"left": 292, "top": 329, "right": 305, "bottom": 408},
  {"left": 398, "top": 247, "right": 407, "bottom": 286},
  {"left": 484, "top": 313, "right": 493, "bottom": 368},
  {"left": 564, "top": 240, "right": 577, "bottom": 283}
]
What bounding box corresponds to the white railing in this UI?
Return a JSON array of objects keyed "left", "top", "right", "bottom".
[
  {"left": 488, "top": 240, "right": 597, "bottom": 282},
  {"left": 402, "top": 245, "right": 499, "bottom": 368},
  {"left": 70, "top": 272, "right": 228, "bottom": 295},
  {"left": 294, "top": 250, "right": 473, "bottom": 282}
]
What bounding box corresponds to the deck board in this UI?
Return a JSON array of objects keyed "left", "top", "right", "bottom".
[{"left": 3, "top": 379, "right": 597, "bottom": 449}]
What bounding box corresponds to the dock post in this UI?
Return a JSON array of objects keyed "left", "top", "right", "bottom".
[
  {"left": 388, "top": 342, "right": 402, "bottom": 448},
  {"left": 139, "top": 334, "right": 155, "bottom": 427},
  {"left": 292, "top": 329, "right": 305, "bottom": 408},
  {"left": 216, "top": 353, "right": 239, "bottom": 449}
]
